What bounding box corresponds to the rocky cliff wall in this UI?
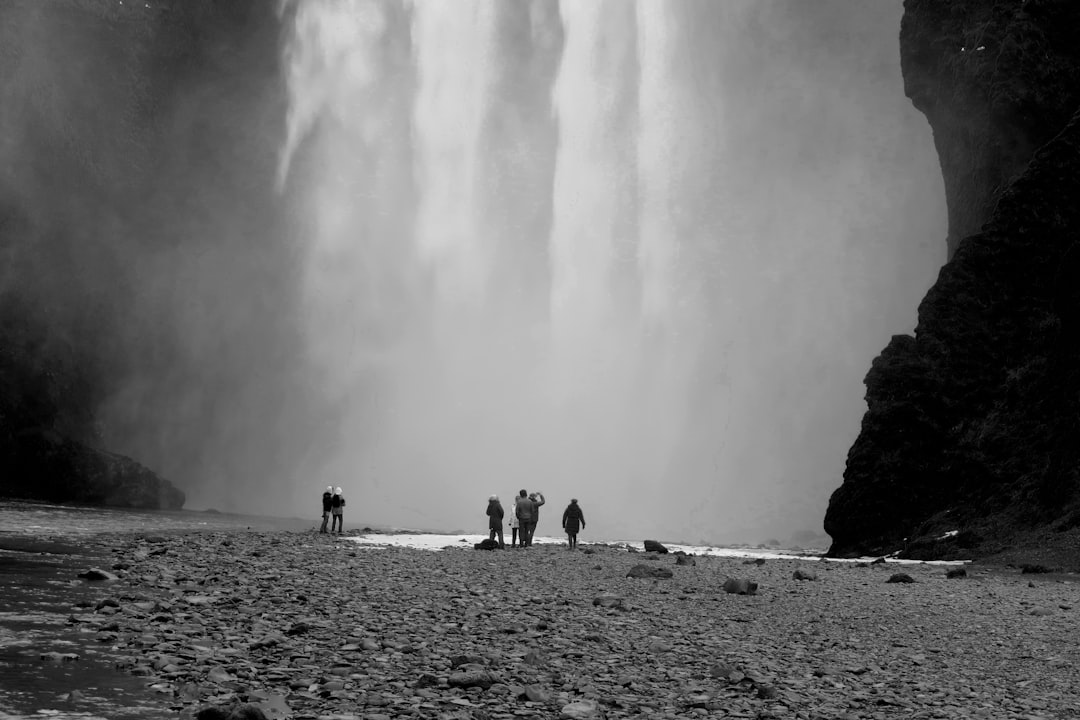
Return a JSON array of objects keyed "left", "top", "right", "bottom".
[
  {"left": 0, "top": 0, "right": 291, "bottom": 510},
  {"left": 825, "top": 0, "right": 1080, "bottom": 560}
]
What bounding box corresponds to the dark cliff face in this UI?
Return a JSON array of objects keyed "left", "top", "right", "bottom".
[
  {"left": 900, "top": 0, "right": 1080, "bottom": 259},
  {"left": 0, "top": 0, "right": 296, "bottom": 509},
  {"left": 825, "top": 0, "right": 1080, "bottom": 560}
]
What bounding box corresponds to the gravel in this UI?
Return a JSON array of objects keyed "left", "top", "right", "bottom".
[{"left": 59, "top": 530, "right": 1080, "bottom": 719}]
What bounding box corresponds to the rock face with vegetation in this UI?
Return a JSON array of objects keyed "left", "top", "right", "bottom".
[{"left": 826, "top": 0, "right": 1080, "bottom": 560}]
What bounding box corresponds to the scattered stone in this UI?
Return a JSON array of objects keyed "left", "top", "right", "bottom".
[
  {"left": 722, "top": 578, "right": 758, "bottom": 595},
  {"left": 1022, "top": 564, "right": 1053, "bottom": 574},
  {"left": 448, "top": 668, "right": 495, "bottom": 689},
  {"left": 77, "top": 568, "right": 119, "bottom": 582},
  {"left": 592, "top": 593, "right": 626, "bottom": 609},
  {"left": 886, "top": 573, "right": 915, "bottom": 584},
  {"left": 194, "top": 704, "right": 270, "bottom": 720},
  {"left": 643, "top": 540, "right": 669, "bottom": 554},
  {"left": 742, "top": 558, "right": 767, "bottom": 565},
  {"left": 627, "top": 564, "right": 673, "bottom": 579},
  {"left": 561, "top": 699, "right": 601, "bottom": 719}
]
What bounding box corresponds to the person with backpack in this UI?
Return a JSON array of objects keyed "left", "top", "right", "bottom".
[
  {"left": 320, "top": 486, "right": 334, "bottom": 534},
  {"left": 486, "top": 495, "right": 505, "bottom": 549},
  {"left": 331, "top": 487, "right": 346, "bottom": 533},
  {"left": 514, "top": 489, "right": 534, "bottom": 547},
  {"left": 562, "top": 498, "right": 585, "bottom": 549}
]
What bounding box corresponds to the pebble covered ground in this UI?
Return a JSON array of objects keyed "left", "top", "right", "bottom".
[{"left": 16, "top": 530, "right": 1080, "bottom": 719}]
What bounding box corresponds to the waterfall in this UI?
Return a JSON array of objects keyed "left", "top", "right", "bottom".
[{"left": 277, "top": 0, "right": 945, "bottom": 542}]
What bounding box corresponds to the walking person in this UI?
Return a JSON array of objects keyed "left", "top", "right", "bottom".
[
  {"left": 486, "top": 495, "right": 505, "bottom": 549},
  {"left": 514, "top": 490, "right": 534, "bottom": 547},
  {"left": 562, "top": 498, "right": 585, "bottom": 549},
  {"left": 331, "top": 487, "right": 346, "bottom": 534},
  {"left": 320, "top": 486, "right": 333, "bottom": 534},
  {"left": 528, "top": 492, "right": 545, "bottom": 546}
]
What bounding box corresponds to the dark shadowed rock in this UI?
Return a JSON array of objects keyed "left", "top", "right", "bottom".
[
  {"left": 474, "top": 538, "right": 500, "bottom": 550},
  {"left": 643, "top": 540, "right": 668, "bottom": 554},
  {"left": 1, "top": 430, "right": 184, "bottom": 510},
  {"left": 886, "top": 573, "right": 916, "bottom": 584},
  {"left": 946, "top": 568, "right": 968, "bottom": 579},
  {"left": 675, "top": 555, "right": 696, "bottom": 566},
  {"left": 627, "top": 564, "right": 673, "bottom": 579},
  {"left": 792, "top": 569, "right": 818, "bottom": 581},
  {"left": 195, "top": 705, "right": 270, "bottom": 720},
  {"left": 77, "top": 568, "right": 119, "bottom": 582}
]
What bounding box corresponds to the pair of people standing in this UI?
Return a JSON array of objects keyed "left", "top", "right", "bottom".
[{"left": 320, "top": 486, "right": 346, "bottom": 534}]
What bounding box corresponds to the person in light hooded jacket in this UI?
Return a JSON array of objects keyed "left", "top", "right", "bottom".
[{"left": 331, "top": 487, "right": 346, "bottom": 534}]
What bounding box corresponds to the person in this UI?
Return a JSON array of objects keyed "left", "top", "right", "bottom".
[
  {"left": 528, "top": 492, "right": 545, "bottom": 546},
  {"left": 331, "top": 487, "right": 346, "bottom": 533},
  {"left": 486, "top": 495, "right": 505, "bottom": 549},
  {"left": 562, "top": 498, "right": 585, "bottom": 549},
  {"left": 514, "top": 489, "right": 534, "bottom": 547},
  {"left": 320, "top": 486, "right": 333, "bottom": 534},
  {"left": 509, "top": 507, "right": 520, "bottom": 548}
]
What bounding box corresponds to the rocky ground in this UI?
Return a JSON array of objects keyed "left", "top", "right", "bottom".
[{"left": 15, "top": 530, "right": 1080, "bottom": 720}]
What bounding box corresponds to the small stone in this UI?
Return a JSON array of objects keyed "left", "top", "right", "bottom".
[
  {"left": 561, "top": 699, "right": 601, "bottom": 719},
  {"left": 722, "top": 578, "right": 758, "bottom": 595},
  {"left": 78, "top": 568, "right": 119, "bottom": 582},
  {"left": 792, "top": 569, "right": 817, "bottom": 581},
  {"left": 592, "top": 593, "right": 625, "bottom": 609},
  {"left": 886, "top": 573, "right": 915, "bottom": 584},
  {"left": 627, "top": 564, "right": 673, "bottom": 579}
]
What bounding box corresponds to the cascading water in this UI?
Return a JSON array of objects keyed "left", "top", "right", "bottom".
[{"left": 278, "top": 0, "right": 945, "bottom": 543}]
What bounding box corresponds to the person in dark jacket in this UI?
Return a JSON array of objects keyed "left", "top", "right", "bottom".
[
  {"left": 320, "top": 486, "right": 333, "bottom": 534},
  {"left": 514, "top": 489, "right": 534, "bottom": 547},
  {"left": 486, "top": 495, "right": 505, "bottom": 548},
  {"left": 527, "top": 492, "right": 545, "bottom": 546},
  {"left": 562, "top": 498, "right": 585, "bottom": 549}
]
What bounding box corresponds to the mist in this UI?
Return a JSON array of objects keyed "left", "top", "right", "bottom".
[
  {"left": 1, "top": 0, "right": 945, "bottom": 545},
  {"left": 276, "top": 0, "right": 945, "bottom": 543}
]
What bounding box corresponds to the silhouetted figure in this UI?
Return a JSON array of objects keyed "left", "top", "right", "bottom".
[
  {"left": 331, "top": 487, "right": 346, "bottom": 533},
  {"left": 528, "top": 492, "right": 545, "bottom": 545},
  {"left": 486, "top": 495, "right": 505, "bottom": 548},
  {"left": 320, "top": 486, "right": 333, "bottom": 534},
  {"left": 562, "top": 498, "right": 585, "bottom": 549},
  {"left": 514, "top": 489, "right": 534, "bottom": 547}
]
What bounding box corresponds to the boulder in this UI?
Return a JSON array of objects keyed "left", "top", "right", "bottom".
[
  {"left": 675, "top": 554, "right": 696, "bottom": 566},
  {"left": 791, "top": 569, "right": 817, "bottom": 581},
  {"left": 643, "top": 540, "right": 669, "bottom": 553},
  {"left": 474, "top": 538, "right": 500, "bottom": 550}
]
